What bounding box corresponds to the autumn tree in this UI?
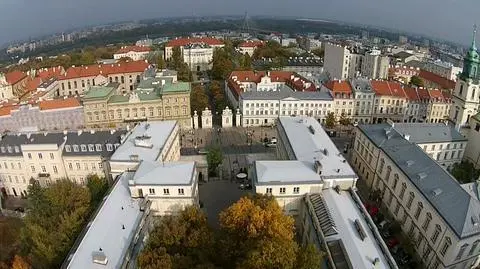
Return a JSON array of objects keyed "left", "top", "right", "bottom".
[
  {"left": 338, "top": 113, "right": 351, "bottom": 126},
  {"left": 138, "top": 206, "right": 215, "bottom": 269},
  {"left": 311, "top": 47, "right": 324, "bottom": 58},
  {"left": 206, "top": 147, "right": 223, "bottom": 175},
  {"left": 191, "top": 85, "right": 209, "bottom": 114},
  {"left": 22, "top": 180, "right": 91, "bottom": 268},
  {"left": 0, "top": 218, "right": 23, "bottom": 265},
  {"left": 239, "top": 53, "right": 252, "bottom": 70},
  {"left": 210, "top": 47, "right": 234, "bottom": 80},
  {"left": 296, "top": 244, "right": 324, "bottom": 269},
  {"left": 325, "top": 112, "right": 336, "bottom": 129},
  {"left": 11, "top": 256, "right": 31, "bottom": 269}
]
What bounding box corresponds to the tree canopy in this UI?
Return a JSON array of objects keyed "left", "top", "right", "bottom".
[
  {"left": 325, "top": 112, "right": 336, "bottom": 129},
  {"left": 409, "top": 75, "right": 424, "bottom": 87},
  {"left": 206, "top": 147, "right": 223, "bottom": 175},
  {"left": 138, "top": 195, "right": 324, "bottom": 269},
  {"left": 210, "top": 47, "right": 234, "bottom": 80},
  {"left": 190, "top": 85, "right": 210, "bottom": 114}
]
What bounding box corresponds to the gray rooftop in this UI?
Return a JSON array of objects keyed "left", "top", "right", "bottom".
[
  {"left": 390, "top": 122, "right": 466, "bottom": 144},
  {"left": 110, "top": 121, "right": 177, "bottom": 162},
  {"left": 63, "top": 130, "right": 127, "bottom": 157},
  {"left": 255, "top": 161, "right": 321, "bottom": 185},
  {"left": 240, "top": 86, "right": 332, "bottom": 101},
  {"left": 133, "top": 161, "right": 195, "bottom": 185},
  {"left": 358, "top": 124, "right": 480, "bottom": 238},
  {"left": 66, "top": 173, "right": 144, "bottom": 269},
  {"left": 350, "top": 78, "right": 374, "bottom": 94},
  {"left": 0, "top": 132, "right": 66, "bottom": 156},
  {"left": 278, "top": 117, "right": 356, "bottom": 179}
]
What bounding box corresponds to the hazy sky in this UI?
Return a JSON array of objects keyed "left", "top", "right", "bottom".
[{"left": 0, "top": 0, "right": 477, "bottom": 46}]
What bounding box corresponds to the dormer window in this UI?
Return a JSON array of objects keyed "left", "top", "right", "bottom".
[
  {"left": 106, "top": 144, "right": 113, "bottom": 151},
  {"left": 14, "top": 146, "right": 19, "bottom": 153},
  {"left": 73, "top": 145, "right": 79, "bottom": 152},
  {"left": 7, "top": 146, "right": 12, "bottom": 153},
  {"left": 0, "top": 147, "right": 5, "bottom": 153},
  {"left": 114, "top": 143, "right": 120, "bottom": 149},
  {"left": 80, "top": 145, "right": 87, "bottom": 152},
  {"left": 88, "top": 144, "right": 95, "bottom": 152},
  {"left": 95, "top": 144, "right": 102, "bottom": 152},
  {"left": 65, "top": 145, "right": 71, "bottom": 152}
]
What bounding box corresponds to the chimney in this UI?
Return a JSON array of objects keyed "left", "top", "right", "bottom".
[
  {"left": 77, "top": 130, "right": 83, "bottom": 136},
  {"left": 404, "top": 134, "right": 410, "bottom": 141}
]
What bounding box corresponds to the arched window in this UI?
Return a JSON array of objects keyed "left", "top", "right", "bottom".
[
  {"left": 406, "top": 192, "right": 414, "bottom": 209},
  {"left": 460, "top": 84, "right": 464, "bottom": 95},
  {"left": 385, "top": 166, "right": 392, "bottom": 182},
  {"left": 414, "top": 202, "right": 423, "bottom": 220},
  {"left": 392, "top": 174, "right": 399, "bottom": 190},
  {"left": 378, "top": 159, "right": 385, "bottom": 174},
  {"left": 440, "top": 237, "right": 451, "bottom": 257},
  {"left": 473, "top": 67, "right": 477, "bottom": 78},
  {"left": 422, "top": 212, "right": 432, "bottom": 231},
  {"left": 432, "top": 224, "right": 441, "bottom": 244},
  {"left": 469, "top": 240, "right": 480, "bottom": 256},
  {"left": 399, "top": 182, "right": 407, "bottom": 199},
  {"left": 456, "top": 243, "right": 469, "bottom": 260},
  {"left": 472, "top": 87, "right": 477, "bottom": 100}
]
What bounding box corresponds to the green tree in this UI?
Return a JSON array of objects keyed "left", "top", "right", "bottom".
[
  {"left": 338, "top": 113, "right": 351, "bottom": 126},
  {"left": 450, "top": 161, "right": 480, "bottom": 183},
  {"left": 325, "top": 112, "right": 336, "bottom": 129},
  {"left": 169, "top": 46, "right": 183, "bottom": 70},
  {"left": 296, "top": 244, "right": 323, "bottom": 269},
  {"left": 210, "top": 48, "right": 234, "bottom": 80},
  {"left": 0, "top": 218, "right": 23, "bottom": 265},
  {"left": 191, "top": 85, "right": 209, "bottom": 114},
  {"left": 206, "top": 147, "right": 223, "bottom": 175},
  {"left": 409, "top": 75, "right": 424, "bottom": 87},
  {"left": 239, "top": 53, "right": 252, "bottom": 70},
  {"left": 138, "top": 207, "right": 214, "bottom": 269},
  {"left": 86, "top": 175, "right": 109, "bottom": 206},
  {"left": 22, "top": 179, "right": 91, "bottom": 268}
]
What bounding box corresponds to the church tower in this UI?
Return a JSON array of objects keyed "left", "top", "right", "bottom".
[{"left": 450, "top": 26, "right": 480, "bottom": 127}]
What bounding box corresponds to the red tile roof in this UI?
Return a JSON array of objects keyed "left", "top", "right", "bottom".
[
  {"left": 39, "top": 98, "right": 81, "bottom": 110},
  {"left": 418, "top": 70, "right": 455, "bottom": 90},
  {"left": 58, "top": 61, "right": 150, "bottom": 80},
  {"left": 0, "top": 105, "right": 18, "bottom": 116},
  {"left": 403, "top": 87, "right": 420, "bottom": 101},
  {"left": 323, "top": 80, "right": 352, "bottom": 94},
  {"left": 227, "top": 70, "right": 316, "bottom": 99},
  {"left": 166, "top": 37, "right": 223, "bottom": 47},
  {"left": 25, "top": 77, "right": 43, "bottom": 93},
  {"left": 37, "top": 66, "right": 65, "bottom": 80},
  {"left": 239, "top": 40, "right": 265, "bottom": 48},
  {"left": 116, "top": 45, "right": 151, "bottom": 54},
  {"left": 5, "top": 71, "right": 27, "bottom": 85},
  {"left": 370, "top": 81, "right": 406, "bottom": 98},
  {"left": 416, "top": 87, "right": 430, "bottom": 100}
]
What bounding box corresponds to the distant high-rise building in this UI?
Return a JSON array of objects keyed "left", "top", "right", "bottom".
[
  {"left": 361, "top": 49, "right": 390, "bottom": 79},
  {"left": 399, "top": 35, "right": 408, "bottom": 44}
]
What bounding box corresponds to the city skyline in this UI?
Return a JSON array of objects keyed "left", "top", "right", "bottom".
[{"left": 0, "top": 0, "right": 478, "bottom": 46}]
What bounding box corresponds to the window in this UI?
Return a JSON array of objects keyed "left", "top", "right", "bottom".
[
  {"left": 84, "top": 163, "right": 88, "bottom": 170},
  {"left": 394, "top": 203, "right": 400, "bottom": 215},
  {"left": 98, "top": 162, "right": 103, "bottom": 168},
  {"left": 163, "top": 188, "right": 170, "bottom": 195},
  {"left": 399, "top": 183, "right": 406, "bottom": 200},
  {"left": 456, "top": 244, "right": 469, "bottom": 260},
  {"left": 431, "top": 224, "right": 441, "bottom": 243},
  {"left": 423, "top": 246, "right": 432, "bottom": 261},
  {"left": 106, "top": 144, "right": 113, "bottom": 151},
  {"left": 178, "top": 188, "right": 184, "bottom": 195},
  {"left": 41, "top": 166, "right": 46, "bottom": 173},
  {"left": 65, "top": 145, "right": 71, "bottom": 152},
  {"left": 392, "top": 174, "right": 399, "bottom": 190},
  {"left": 73, "top": 145, "right": 79, "bottom": 152},
  {"left": 280, "top": 187, "right": 286, "bottom": 194},
  {"left": 31, "top": 166, "right": 35, "bottom": 172},
  {"left": 266, "top": 188, "right": 272, "bottom": 194},
  {"left": 76, "top": 163, "right": 81, "bottom": 170},
  {"left": 414, "top": 202, "right": 423, "bottom": 220},
  {"left": 68, "top": 163, "right": 73, "bottom": 170},
  {"left": 440, "top": 237, "right": 451, "bottom": 256},
  {"left": 17, "top": 163, "right": 21, "bottom": 169},
  {"left": 378, "top": 159, "right": 385, "bottom": 174},
  {"left": 407, "top": 192, "right": 414, "bottom": 209},
  {"left": 88, "top": 144, "right": 95, "bottom": 152},
  {"left": 53, "top": 165, "right": 58, "bottom": 174},
  {"left": 469, "top": 240, "right": 480, "bottom": 256},
  {"left": 92, "top": 163, "right": 96, "bottom": 170},
  {"left": 95, "top": 144, "right": 102, "bottom": 151},
  {"left": 385, "top": 166, "right": 392, "bottom": 182},
  {"left": 293, "top": 187, "right": 300, "bottom": 194},
  {"left": 422, "top": 213, "right": 432, "bottom": 231},
  {"left": 49, "top": 153, "right": 54, "bottom": 159},
  {"left": 27, "top": 153, "right": 32, "bottom": 159},
  {"left": 80, "top": 145, "right": 87, "bottom": 152},
  {"left": 149, "top": 188, "right": 155, "bottom": 195},
  {"left": 387, "top": 190, "right": 393, "bottom": 206}
]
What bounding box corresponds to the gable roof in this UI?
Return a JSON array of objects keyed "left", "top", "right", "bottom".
[
  {"left": 37, "top": 66, "right": 65, "bottom": 80},
  {"left": 323, "top": 80, "right": 352, "bottom": 94},
  {"left": 166, "top": 37, "right": 223, "bottom": 47},
  {"left": 116, "top": 45, "right": 151, "bottom": 54},
  {"left": 370, "top": 81, "right": 406, "bottom": 98},
  {"left": 39, "top": 98, "right": 81, "bottom": 110},
  {"left": 239, "top": 40, "right": 264, "bottom": 48},
  {"left": 59, "top": 61, "right": 150, "bottom": 80},
  {"left": 358, "top": 124, "right": 480, "bottom": 239},
  {"left": 403, "top": 87, "right": 420, "bottom": 101},
  {"left": 418, "top": 70, "right": 455, "bottom": 90},
  {"left": 5, "top": 71, "right": 27, "bottom": 85}
]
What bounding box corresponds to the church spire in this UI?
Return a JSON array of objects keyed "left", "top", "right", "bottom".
[{"left": 472, "top": 24, "right": 477, "bottom": 50}]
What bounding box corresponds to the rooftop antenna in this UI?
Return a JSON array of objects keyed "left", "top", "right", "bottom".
[{"left": 241, "top": 11, "right": 251, "bottom": 34}]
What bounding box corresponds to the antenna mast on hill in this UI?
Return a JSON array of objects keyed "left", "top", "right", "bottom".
[{"left": 241, "top": 12, "right": 251, "bottom": 34}]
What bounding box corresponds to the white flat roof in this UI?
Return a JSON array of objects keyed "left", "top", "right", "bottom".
[
  {"left": 111, "top": 121, "right": 177, "bottom": 162},
  {"left": 278, "top": 117, "right": 356, "bottom": 178},
  {"left": 67, "top": 173, "right": 143, "bottom": 269},
  {"left": 133, "top": 161, "right": 195, "bottom": 185},
  {"left": 322, "top": 189, "right": 392, "bottom": 269},
  {"left": 255, "top": 160, "right": 321, "bottom": 185}
]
